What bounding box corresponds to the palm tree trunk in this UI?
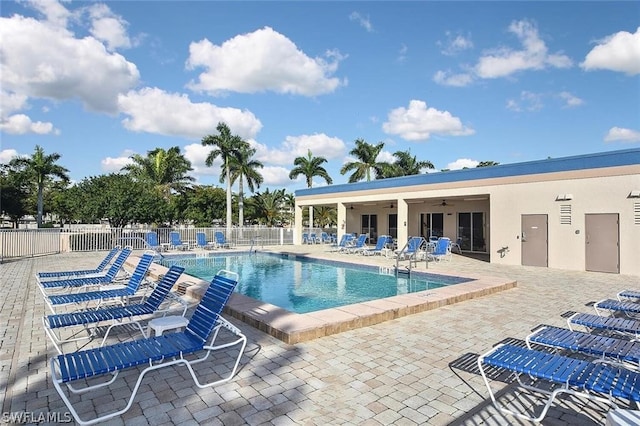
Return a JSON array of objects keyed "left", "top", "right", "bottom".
[
  {"left": 225, "top": 161, "right": 232, "bottom": 238},
  {"left": 37, "top": 184, "right": 44, "bottom": 228},
  {"left": 238, "top": 177, "right": 244, "bottom": 237}
]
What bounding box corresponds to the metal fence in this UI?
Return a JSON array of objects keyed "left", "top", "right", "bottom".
[{"left": 0, "top": 226, "right": 296, "bottom": 262}]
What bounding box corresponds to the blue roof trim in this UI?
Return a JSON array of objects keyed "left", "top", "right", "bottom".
[{"left": 295, "top": 148, "right": 640, "bottom": 197}]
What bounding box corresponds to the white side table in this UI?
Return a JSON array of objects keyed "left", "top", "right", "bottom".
[{"left": 148, "top": 315, "right": 189, "bottom": 336}]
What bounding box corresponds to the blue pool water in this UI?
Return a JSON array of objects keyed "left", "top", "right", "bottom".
[{"left": 159, "top": 253, "right": 473, "bottom": 314}]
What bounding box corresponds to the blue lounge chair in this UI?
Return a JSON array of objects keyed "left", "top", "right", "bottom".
[
  {"left": 145, "top": 231, "right": 163, "bottom": 252},
  {"left": 618, "top": 290, "right": 640, "bottom": 301},
  {"left": 196, "top": 232, "right": 215, "bottom": 250},
  {"left": 427, "top": 237, "right": 452, "bottom": 262},
  {"left": 328, "top": 234, "right": 353, "bottom": 252},
  {"left": 170, "top": 231, "right": 190, "bottom": 251},
  {"left": 361, "top": 235, "right": 390, "bottom": 256},
  {"left": 395, "top": 236, "right": 426, "bottom": 260},
  {"left": 214, "top": 231, "right": 231, "bottom": 248},
  {"left": 568, "top": 312, "right": 640, "bottom": 339},
  {"left": 45, "top": 251, "right": 155, "bottom": 313},
  {"left": 50, "top": 269, "right": 246, "bottom": 425},
  {"left": 526, "top": 324, "right": 640, "bottom": 370},
  {"left": 44, "top": 265, "right": 186, "bottom": 354},
  {"left": 37, "top": 246, "right": 133, "bottom": 289},
  {"left": 302, "top": 232, "right": 309, "bottom": 244},
  {"left": 478, "top": 343, "right": 640, "bottom": 423},
  {"left": 594, "top": 298, "right": 640, "bottom": 318},
  {"left": 309, "top": 233, "right": 318, "bottom": 244},
  {"left": 36, "top": 246, "right": 121, "bottom": 280},
  {"left": 346, "top": 234, "right": 368, "bottom": 254},
  {"left": 320, "top": 232, "right": 332, "bottom": 244}
]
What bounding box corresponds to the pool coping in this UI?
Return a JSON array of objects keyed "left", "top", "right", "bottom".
[{"left": 133, "top": 252, "right": 517, "bottom": 344}]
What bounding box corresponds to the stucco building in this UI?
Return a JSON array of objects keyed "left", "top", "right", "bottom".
[{"left": 294, "top": 148, "right": 640, "bottom": 276}]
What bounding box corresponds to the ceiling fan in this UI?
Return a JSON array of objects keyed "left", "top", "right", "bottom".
[{"left": 432, "top": 199, "right": 454, "bottom": 207}]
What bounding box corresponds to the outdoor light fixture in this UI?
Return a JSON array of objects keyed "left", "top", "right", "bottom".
[
  {"left": 629, "top": 190, "right": 640, "bottom": 198},
  {"left": 556, "top": 194, "right": 573, "bottom": 201}
]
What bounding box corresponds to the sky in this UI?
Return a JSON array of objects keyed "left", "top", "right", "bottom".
[{"left": 1, "top": 0, "right": 639, "bottom": 195}]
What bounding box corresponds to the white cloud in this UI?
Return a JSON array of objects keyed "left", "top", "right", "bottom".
[
  {"left": 447, "top": 158, "right": 479, "bottom": 170},
  {"left": 433, "top": 70, "right": 474, "bottom": 87},
  {"left": 349, "top": 12, "right": 373, "bottom": 32},
  {"left": 251, "top": 133, "right": 346, "bottom": 166},
  {"left": 186, "top": 27, "right": 345, "bottom": 96},
  {"left": 439, "top": 32, "right": 473, "bottom": 56},
  {"left": 475, "top": 20, "right": 572, "bottom": 79},
  {"left": 0, "top": 149, "right": 21, "bottom": 164},
  {"left": 581, "top": 27, "right": 640, "bottom": 75},
  {"left": 506, "top": 91, "right": 544, "bottom": 112},
  {"left": 86, "top": 3, "right": 133, "bottom": 51},
  {"left": 0, "top": 91, "right": 29, "bottom": 117},
  {"left": 183, "top": 143, "right": 222, "bottom": 176},
  {"left": 0, "top": 114, "right": 58, "bottom": 135},
  {"left": 0, "top": 13, "right": 140, "bottom": 114},
  {"left": 100, "top": 150, "right": 135, "bottom": 173},
  {"left": 261, "top": 166, "right": 294, "bottom": 186},
  {"left": 24, "top": 0, "right": 71, "bottom": 28},
  {"left": 118, "top": 87, "right": 262, "bottom": 140},
  {"left": 382, "top": 100, "right": 475, "bottom": 141},
  {"left": 558, "top": 91, "right": 584, "bottom": 108},
  {"left": 376, "top": 150, "right": 395, "bottom": 163},
  {"left": 604, "top": 127, "right": 640, "bottom": 143}
]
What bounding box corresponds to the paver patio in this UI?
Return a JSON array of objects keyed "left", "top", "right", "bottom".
[{"left": 1, "top": 246, "right": 638, "bottom": 425}]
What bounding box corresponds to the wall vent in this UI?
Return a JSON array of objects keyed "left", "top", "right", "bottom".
[
  {"left": 635, "top": 202, "right": 640, "bottom": 225},
  {"left": 560, "top": 204, "right": 572, "bottom": 225}
]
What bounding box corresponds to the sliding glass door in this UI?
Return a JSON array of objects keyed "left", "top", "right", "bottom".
[
  {"left": 457, "top": 212, "right": 486, "bottom": 252},
  {"left": 361, "top": 214, "right": 378, "bottom": 242},
  {"left": 420, "top": 213, "right": 443, "bottom": 239}
]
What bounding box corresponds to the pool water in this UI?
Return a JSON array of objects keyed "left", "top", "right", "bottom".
[{"left": 159, "top": 253, "right": 473, "bottom": 314}]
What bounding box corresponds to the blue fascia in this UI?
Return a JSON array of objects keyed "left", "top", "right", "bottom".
[{"left": 295, "top": 148, "right": 640, "bottom": 197}]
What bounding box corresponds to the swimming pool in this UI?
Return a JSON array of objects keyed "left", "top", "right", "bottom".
[{"left": 159, "top": 253, "right": 473, "bottom": 314}]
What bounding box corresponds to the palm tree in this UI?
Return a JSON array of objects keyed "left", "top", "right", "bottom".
[
  {"left": 223, "top": 144, "right": 263, "bottom": 228},
  {"left": 121, "top": 146, "right": 194, "bottom": 198},
  {"left": 9, "top": 145, "right": 70, "bottom": 227},
  {"left": 202, "top": 122, "right": 249, "bottom": 235},
  {"left": 254, "top": 188, "right": 285, "bottom": 226},
  {"left": 340, "top": 138, "right": 388, "bottom": 182},
  {"left": 289, "top": 149, "right": 332, "bottom": 228},
  {"left": 387, "top": 150, "right": 435, "bottom": 177}
]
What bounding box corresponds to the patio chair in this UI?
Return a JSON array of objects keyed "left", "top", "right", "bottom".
[
  {"left": 568, "top": 312, "right": 640, "bottom": 340},
  {"left": 427, "top": 237, "right": 452, "bottom": 262},
  {"left": 328, "top": 233, "right": 354, "bottom": 252},
  {"left": 361, "top": 235, "right": 390, "bottom": 256},
  {"left": 478, "top": 343, "right": 640, "bottom": 423},
  {"left": 196, "top": 232, "right": 216, "bottom": 250},
  {"left": 45, "top": 251, "right": 155, "bottom": 314},
  {"left": 302, "top": 232, "right": 310, "bottom": 244},
  {"left": 618, "top": 290, "right": 640, "bottom": 301},
  {"left": 214, "top": 231, "right": 231, "bottom": 248},
  {"left": 594, "top": 298, "right": 640, "bottom": 318},
  {"left": 450, "top": 237, "right": 463, "bottom": 254},
  {"left": 145, "top": 231, "right": 164, "bottom": 252},
  {"left": 50, "top": 269, "right": 246, "bottom": 426},
  {"left": 309, "top": 233, "right": 319, "bottom": 244},
  {"left": 346, "top": 234, "right": 368, "bottom": 254},
  {"left": 394, "top": 236, "right": 426, "bottom": 260},
  {"left": 170, "top": 231, "right": 191, "bottom": 251},
  {"left": 36, "top": 246, "right": 121, "bottom": 280},
  {"left": 44, "top": 265, "right": 187, "bottom": 354},
  {"left": 526, "top": 324, "right": 640, "bottom": 370},
  {"left": 320, "top": 232, "right": 333, "bottom": 244},
  {"left": 37, "top": 246, "right": 133, "bottom": 290}
]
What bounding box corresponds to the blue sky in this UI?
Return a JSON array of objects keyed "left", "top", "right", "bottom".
[{"left": 1, "top": 1, "right": 639, "bottom": 194}]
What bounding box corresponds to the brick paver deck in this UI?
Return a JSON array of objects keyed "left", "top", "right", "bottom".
[{"left": 1, "top": 246, "right": 638, "bottom": 425}]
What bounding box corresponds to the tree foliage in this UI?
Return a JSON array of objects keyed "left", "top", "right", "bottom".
[
  {"left": 340, "top": 138, "right": 388, "bottom": 182},
  {"left": 8, "top": 145, "right": 70, "bottom": 227},
  {"left": 289, "top": 149, "right": 332, "bottom": 188}
]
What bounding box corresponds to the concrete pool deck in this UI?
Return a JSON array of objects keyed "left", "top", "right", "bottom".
[
  {"left": 167, "top": 247, "right": 517, "bottom": 344},
  {"left": 3, "top": 246, "right": 639, "bottom": 425}
]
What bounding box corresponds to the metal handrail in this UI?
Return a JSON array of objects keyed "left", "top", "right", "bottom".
[{"left": 116, "top": 236, "right": 165, "bottom": 258}]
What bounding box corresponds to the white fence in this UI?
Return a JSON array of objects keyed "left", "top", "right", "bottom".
[{"left": 0, "top": 226, "right": 296, "bottom": 262}]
